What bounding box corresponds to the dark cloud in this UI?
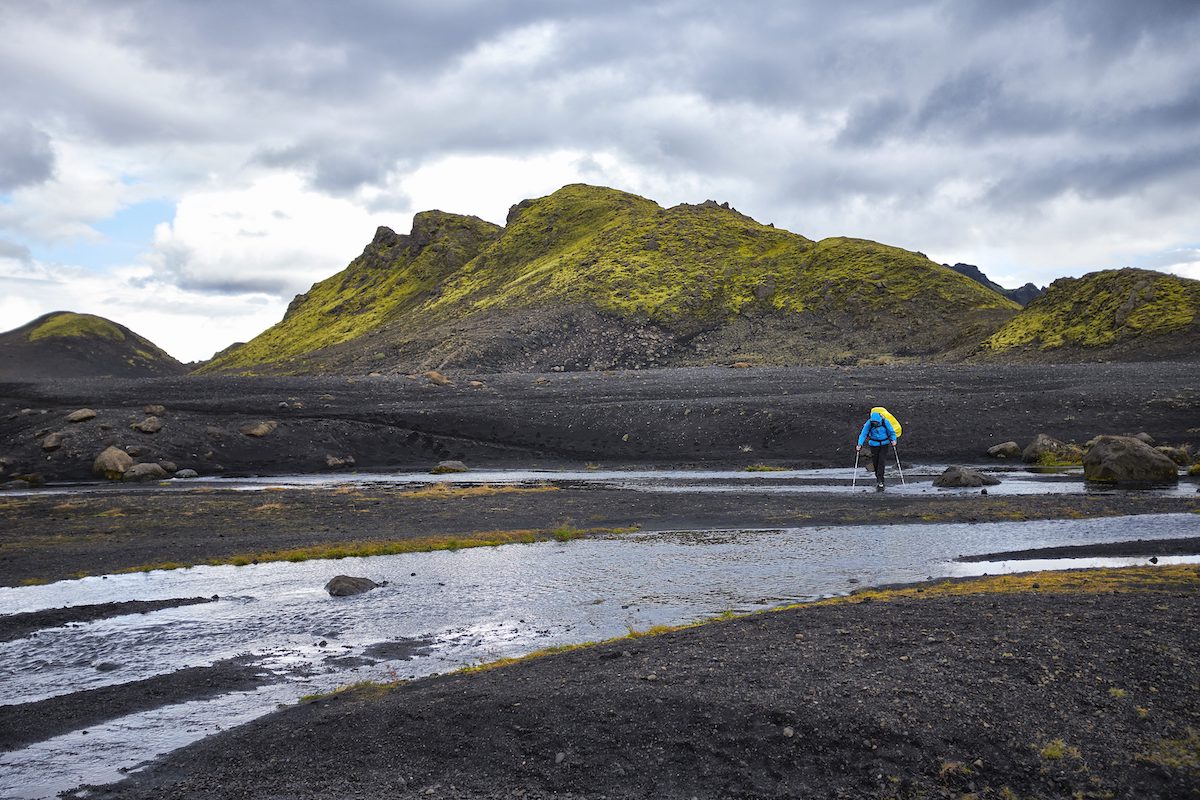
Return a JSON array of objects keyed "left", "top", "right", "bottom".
[
  {"left": 0, "top": 120, "right": 55, "bottom": 191},
  {"left": 0, "top": 238, "right": 32, "bottom": 262}
]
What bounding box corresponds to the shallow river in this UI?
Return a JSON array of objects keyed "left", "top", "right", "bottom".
[{"left": 1, "top": 507, "right": 1199, "bottom": 799}]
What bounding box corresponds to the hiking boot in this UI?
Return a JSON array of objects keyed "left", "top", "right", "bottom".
[{"left": 876, "top": 481, "right": 885, "bottom": 489}]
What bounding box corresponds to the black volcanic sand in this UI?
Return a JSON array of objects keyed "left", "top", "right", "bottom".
[
  {"left": 0, "top": 596, "right": 216, "bottom": 642},
  {"left": 1, "top": 484, "right": 1198, "bottom": 586},
  {"left": 0, "top": 656, "right": 269, "bottom": 753},
  {"left": 963, "top": 537, "right": 1200, "bottom": 562},
  {"left": 71, "top": 568, "right": 1200, "bottom": 800},
  {"left": 2, "top": 362, "right": 1199, "bottom": 482}
]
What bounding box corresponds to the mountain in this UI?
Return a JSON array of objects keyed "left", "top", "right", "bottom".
[
  {"left": 979, "top": 268, "right": 1200, "bottom": 360},
  {"left": 946, "top": 263, "right": 1044, "bottom": 306},
  {"left": 0, "top": 312, "right": 187, "bottom": 380},
  {"left": 201, "top": 184, "right": 1020, "bottom": 374}
]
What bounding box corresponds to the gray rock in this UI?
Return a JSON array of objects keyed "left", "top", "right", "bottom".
[
  {"left": 1133, "top": 432, "right": 1156, "bottom": 445},
  {"left": 124, "top": 463, "right": 169, "bottom": 481},
  {"left": 239, "top": 420, "right": 278, "bottom": 437},
  {"left": 131, "top": 416, "right": 163, "bottom": 434},
  {"left": 1021, "top": 433, "right": 1083, "bottom": 465},
  {"left": 174, "top": 469, "right": 200, "bottom": 479},
  {"left": 1083, "top": 436, "right": 1178, "bottom": 483},
  {"left": 143, "top": 404, "right": 166, "bottom": 415},
  {"left": 157, "top": 461, "right": 178, "bottom": 473},
  {"left": 66, "top": 408, "right": 97, "bottom": 423},
  {"left": 986, "top": 441, "right": 1021, "bottom": 459},
  {"left": 933, "top": 466, "right": 1002, "bottom": 488},
  {"left": 325, "top": 575, "right": 380, "bottom": 597},
  {"left": 431, "top": 460, "right": 469, "bottom": 474},
  {"left": 93, "top": 446, "right": 133, "bottom": 480},
  {"left": 41, "top": 432, "right": 66, "bottom": 451}
]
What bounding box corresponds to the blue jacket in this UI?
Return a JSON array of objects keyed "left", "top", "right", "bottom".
[{"left": 858, "top": 411, "right": 896, "bottom": 447}]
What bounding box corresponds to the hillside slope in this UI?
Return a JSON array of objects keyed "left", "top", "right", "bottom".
[
  {"left": 978, "top": 268, "right": 1200, "bottom": 361},
  {"left": 0, "top": 312, "right": 186, "bottom": 380},
  {"left": 203, "top": 184, "right": 1019, "bottom": 374}
]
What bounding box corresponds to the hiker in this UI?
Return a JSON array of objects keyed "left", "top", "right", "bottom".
[{"left": 856, "top": 407, "right": 899, "bottom": 489}]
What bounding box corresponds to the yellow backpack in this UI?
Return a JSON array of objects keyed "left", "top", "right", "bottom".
[{"left": 871, "top": 407, "right": 902, "bottom": 438}]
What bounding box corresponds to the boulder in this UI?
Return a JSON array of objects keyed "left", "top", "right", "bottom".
[
  {"left": 1155, "top": 445, "right": 1192, "bottom": 466},
  {"left": 41, "top": 432, "right": 65, "bottom": 451},
  {"left": 986, "top": 441, "right": 1021, "bottom": 459},
  {"left": 325, "top": 454, "right": 356, "bottom": 468},
  {"left": 1083, "top": 435, "right": 1179, "bottom": 483},
  {"left": 424, "top": 370, "right": 452, "bottom": 386},
  {"left": 131, "top": 416, "right": 163, "bottom": 434},
  {"left": 124, "top": 462, "right": 169, "bottom": 481},
  {"left": 93, "top": 446, "right": 133, "bottom": 480},
  {"left": 66, "top": 409, "right": 97, "bottom": 423},
  {"left": 431, "top": 460, "right": 469, "bottom": 474},
  {"left": 239, "top": 420, "right": 278, "bottom": 437},
  {"left": 1021, "top": 434, "right": 1083, "bottom": 465},
  {"left": 325, "top": 575, "right": 380, "bottom": 597},
  {"left": 143, "top": 404, "right": 166, "bottom": 415},
  {"left": 933, "top": 466, "right": 1002, "bottom": 488},
  {"left": 174, "top": 468, "right": 200, "bottom": 479},
  {"left": 1133, "top": 432, "right": 1156, "bottom": 445},
  {"left": 158, "top": 460, "right": 178, "bottom": 473}
]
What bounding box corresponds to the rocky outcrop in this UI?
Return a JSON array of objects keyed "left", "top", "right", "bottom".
[
  {"left": 1021, "top": 434, "right": 1083, "bottom": 465},
  {"left": 325, "top": 575, "right": 380, "bottom": 597},
  {"left": 93, "top": 446, "right": 133, "bottom": 480},
  {"left": 986, "top": 441, "right": 1021, "bottom": 459},
  {"left": 933, "top": 466, "right": 1002, "bottom": 488},
  {"left": 1083, "top": 436, "right": 1179, "bottom": 483}
]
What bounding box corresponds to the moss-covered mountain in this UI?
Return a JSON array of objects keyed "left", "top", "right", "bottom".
[
  {"left": 202, "top": 184, "right": 1021, "bottom": 374},
  {"left": 0, "top": 311, "right": 187, "bottom": 380},
  {"left": 979, "top": 268, "right": 1200, "bottom": 361}
]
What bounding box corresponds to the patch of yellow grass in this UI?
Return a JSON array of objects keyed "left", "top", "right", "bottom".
[
  {"left": 398, "top": 482, "right": 558, "bottom": 500},
  {"left": 97, "top": 508, "right": 125, "bottom": 518},
  {"left": 250, "top": 503, "right": 286, "bottom": 512}
]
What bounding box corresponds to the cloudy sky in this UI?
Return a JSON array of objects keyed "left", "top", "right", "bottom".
[{"left": 2, "top": 0, "right": 1199, "bottom": 361}]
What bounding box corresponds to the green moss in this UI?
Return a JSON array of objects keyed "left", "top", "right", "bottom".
[
  {"left": 28, "top": 312, "right": 126, "bottom": 343},
  {"left": 985, "top": 268, "right": 1200, "bottom": 352},
  {"left": 201, "top": 184, "right": 1018, "bottom": 371}
]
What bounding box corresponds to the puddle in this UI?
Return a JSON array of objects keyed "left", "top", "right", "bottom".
[{"left": 0, "top": 512, "right": 1198, "bottom": 797}]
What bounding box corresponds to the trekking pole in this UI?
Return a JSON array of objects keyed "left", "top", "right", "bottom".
[
  {"left": 852, "top": 449, "right": 860, "bottom": 488},
  {"left": 893, "top": 443, "right": 906, "bottom": 485}
]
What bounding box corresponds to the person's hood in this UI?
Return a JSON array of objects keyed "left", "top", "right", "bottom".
[{"left": 869, "top": 411, "right": 884, "bottom": 423}]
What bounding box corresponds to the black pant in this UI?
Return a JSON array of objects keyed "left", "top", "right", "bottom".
[{"left": 870, "top": 443, "right": 889, "bottom": 484}]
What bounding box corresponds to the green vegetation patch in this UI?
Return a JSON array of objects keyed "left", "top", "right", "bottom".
[
  {"left": 985, "top": 268, "right": 1200, "bottom": 352},
  {"left": 28, "top": 312, "right": 126, "bottom": 343}
]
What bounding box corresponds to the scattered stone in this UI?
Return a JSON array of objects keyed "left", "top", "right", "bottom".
[
  {"left": 174, "top": 469, "right": 200, "bottom": 479},
  {"left": 730, "top": 361, "right": 752, "bottom": 369},
  {"left": 143, "top": 404, "right": 165, "bottom": 415},
  {"left": 534, "top": 377, "right": 551, "bottom": 385},
  {"left": 933, "top": 466, "right": 1001, "bottom": 488},
  {"left": 468, "top": 380, "right": 485, "bottom": 389},
  {"left": 1133, "top": 432, "right": 1156, "bottom": 445},
  {"left": 124, "top": 463, "right": 169, "bottom": 481},
  {"left": 93, "top": 446, "right": 133, "bottom": 480},
  {"left": 318, "top": 394, "right": 335, "bottom": 402},
  {"left": 986, "top": 441, "right": 1021, "bottom": 459},
  {"left": 291, "top": 401, "right": 304, "bottom": 409},
  {"left": 325, "top": 454, "right": 356, "bottom": 468},
  {"left": 239, "top": 421, "right": 278, "bottom": 437},
  {"left": 94, "top": 662, "right": 121, "bottom": 672},
  {"left": 41, "top": 432, "right": 65, "bottom": 451},
  {"left": 278, "top": 401, "right": 290, "bottom": 409},
  {"left": 126, "top": 445, "right": 144, "bottom": 457},
  {"left": 131, "top": 416, "right": 163, "bottom": 434},
  {"left": 422, "top": 370, "right": 451, "bottom": 386},
  {"left": 1155, "top": 445, "right": 1192, "bottom": 466},
  {"left": 1083, "top": 435, "right": 1179, "bottom": 483},
  {"left": 367, "top": 371, "right": 384, "bottom": 378},
  {"left": 783, "top": 727, "right": 795, "bottom": 738},
  {"left": 1021, "top": 433, "right": 1083, "bottom": 465},
  {"left": 157, "top": 461, "right": 177, "bottom": 473},
  {"left": 66, "top": 409, "right": 97, "bottom": 423},
  {"left": 431, "top": 460, "right": 468, "bottom": 475},
  {"left": 325, "top": 575, "right": 380, "bottom": 597},
  {"left": 555, "top": 752, "right": 566, "bottom": 765}
]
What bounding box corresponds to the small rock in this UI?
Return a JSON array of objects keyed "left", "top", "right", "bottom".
[
  {"left": 66, "top": 408, "right": 97, "bottom": 423},
  {"left": 157, "top": 461, "right": 177, "bottom": 473},
  {"left": 782, "top": 727, "right": 794, "bottom": 738},
  {"left": 424, "top": 370, "right": 452, "bottom": 386},
  {"left": 131, "top": 416, "right": 163, "bottom": 434},
  {"left": 124, "top": 463, "right": 169, "bottom": 481},
  {"left": 126, "top": 445, "right": 144, "bottom": 457},
  {"left": 93, "top": 446, "right": 133, "bottom": 480},
  {"left": 325, "top": 454, "right": 356, "bottom": 469},
  {"left": 143, "top": 404, "right": 165, "bottom": 415},
  {"left": 41, "top": 432, "right": 66, "bottom": 451},
  {"left": 1133, "top": 432, "right": 1156, "bottom": 446},
  {"left": 325, "top": 575, "right": 379, "bottom": 597},
  {"left": 986, "top": 441, "right": 1021, "bottom": 459},
  {"left": 239, "top": 420, "right": 279, "bottom": 437},
  {"left": 174, "top": 469, "right": 200, "bottom": 479},
  {"left": 431, "top": 460, "right": 468, "bottom": 475},
  {"left": 278, "top": 401, "right": 290, "bottom": 409},
  {"left": 468, "top": 380, "right": 485, "bottom": 388},
  {"left": 933, "top": 466, "right": 1001, "bottom": 488},
  {"left": 555, "top": 752, "right": 566, "bottom": 765},
  {"left": 1149, "top": 556, "right": 1159, "bottom": 564},
  {"left": 94, "top": 662, "right": 121, "bottom": 672},
  {"left": 730, "top": 361, "right": 752, "bottom": 369}
]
